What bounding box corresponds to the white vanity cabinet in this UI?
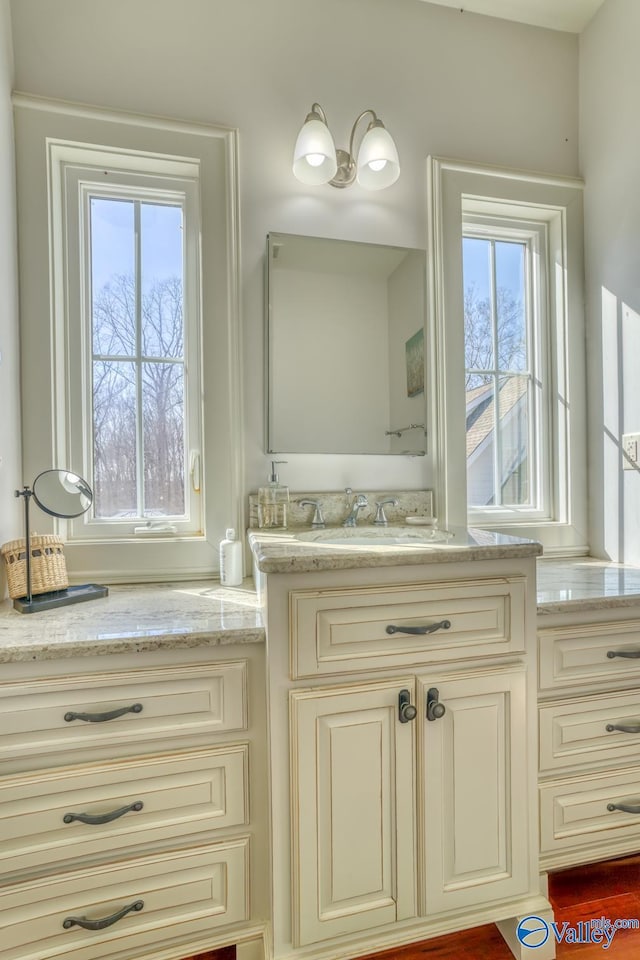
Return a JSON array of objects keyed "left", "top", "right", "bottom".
[
  {"left": 538, "top": 608, "right": 640, "bottom": 871},
  {"left": 0, "top": 643, "right": 268, "bottom": 960},
  {"left": 290, "top": 666, "right": 530, "bottom": 947},
  {"left": 262, "top": 553, "right": 551, "bottom": 960}
]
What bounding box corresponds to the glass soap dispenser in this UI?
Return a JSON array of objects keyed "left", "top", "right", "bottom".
[{"left": 258, "top": 460, "right": 289, "bottom": 529}]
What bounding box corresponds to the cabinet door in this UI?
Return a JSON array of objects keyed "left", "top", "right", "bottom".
[
  {"left": 419, "top": 669, "right": 530, "bottom": 915},
  {"left": 290, "top": 678, "right": 417, "bottom": 947}
]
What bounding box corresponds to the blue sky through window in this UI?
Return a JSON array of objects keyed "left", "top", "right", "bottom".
[
  {"left": 462, "top": 236, "right": 524, "bottom": 304},
  {"left": 90, "top": 197, "right": 183, "bottom": 295}
]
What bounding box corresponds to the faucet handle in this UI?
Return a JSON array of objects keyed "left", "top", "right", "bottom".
[
  {"left": 299, "top": 499, "right": 325, "bottom": 528},
  {"left": 374, "top": 498, "right": 399, "bottom": 526}
]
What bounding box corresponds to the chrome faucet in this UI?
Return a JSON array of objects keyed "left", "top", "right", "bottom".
[
  {"left": 343, "top": 489, "right": 369, "bottom": 527},
  {"left": 299, "top": 498, "right": 325, "bottom": 528},
  {"left": 374, "top": 498, "right": 399, "bottom": 526}
]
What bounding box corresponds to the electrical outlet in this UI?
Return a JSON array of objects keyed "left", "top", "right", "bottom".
[{"left": 622, "top": 433, "right": 640, "bottom": 470}]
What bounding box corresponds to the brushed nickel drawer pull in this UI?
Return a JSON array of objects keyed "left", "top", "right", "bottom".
[
  {"left": 63, "top": 801, "right": 144, "bottom": 825},
  {"left": 386, "top": 620, "right": 451, "bottom": 636},
  {"left": 606, "top": 722, "right": 640, "bottom": 734},
  {"left": 63, "top": 899, "right": 144, "bottom": 930},
  {"left": 64, "top": 703, "right": 143, "bottom": 723},
  {"left": 607, "top": 802, "right": 640, "bottom": 815},
  {"left": 606, "top": 650, "right": 640, "bottom": 659}
]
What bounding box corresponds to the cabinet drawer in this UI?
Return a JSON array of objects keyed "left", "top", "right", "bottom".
[
  {"left": 0, "top": 661, "right": 247, "bottom": 764},
  {"left": 539, "top": 620, "right": 640, "bottom": 692},
  {"left": 539, "top": 691, "right": 640, "bottom": 774},
  {"left": 540, "top": 767, "right": 640, "bottom": 856},
  {"left": 291, "top": 577, "right": 525, "bottom": 678},
  {"left": 0, "top": 838, "right": 249, "bottom": 960},
  {"left": 0, "top": 745, "right": 248, "bottom": 876}
]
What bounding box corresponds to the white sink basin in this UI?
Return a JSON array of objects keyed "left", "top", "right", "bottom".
[{"left": 294, "top": 526, "right": 456, "bottom": 547}]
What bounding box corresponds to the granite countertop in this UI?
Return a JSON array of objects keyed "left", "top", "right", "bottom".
[
  {"left": 248, "top": 525, "right": 543, "bottom": 574},
  {"left": 0, "top": 580, "right": 264, "bottom": 662},
  {"left": 537, "top": 558, "right": 640, "bottom": 614},
  {"left": 4, "top": 549, "right": 640, "bottom": 664}
]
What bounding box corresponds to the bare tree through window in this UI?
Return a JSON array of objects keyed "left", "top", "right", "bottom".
[{"left": 90, "top": 197, "right": 186, "bottom": 520}]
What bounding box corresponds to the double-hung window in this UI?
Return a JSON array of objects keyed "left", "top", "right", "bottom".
[
  {"left": 427, "top": 158, "right": 588, "bottom": 553},
  {"left": 14, "top": 99, "right": 241, "bottom": 581},
  {"left": 68, "top": 169, "right": 202, "bottom": 540},
  {"left": 462, "top": 220, "right": 549, "bottom": 523}
]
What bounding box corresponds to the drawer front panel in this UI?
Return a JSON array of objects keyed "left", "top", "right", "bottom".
[
  {"left": 291, "top": 577, "right": 525, "bottom": 678},
  {"left": 540, "top": 691, "right": 640, "bottom": 774},
  {"left": 539, "top": 621, "right": 640, "bottom": 692},
  {"left": 0, "top": 745, "right": 248, "bottom": 876},
  {"left": 540, "top": 768, "right": 640, "bottom": 855},
  {"left": 0, "top": 839, "right": 249, "bottom": 960},
  {"left": 0, "top": 661, "right": 247, "bottom": 763}
]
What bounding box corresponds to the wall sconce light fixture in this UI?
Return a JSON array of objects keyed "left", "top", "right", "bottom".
[{"left": 292, "top": 103, "right": 400, "bottom": 191}]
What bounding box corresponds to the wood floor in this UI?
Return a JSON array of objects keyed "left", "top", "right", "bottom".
[{"left": 184, "top": 853, "right": 640, "bottom": 960}]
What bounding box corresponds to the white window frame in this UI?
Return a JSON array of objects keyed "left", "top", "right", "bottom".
[
  {"left": 463, "top": 216, "right": 551, "bottom": 525},
  {"left": 62, "top": 163, "right": 203, "bottom": 541},
  {"left": 427, "top": 157, "right": 588, "bottom": 555},
  {"left": 14, "top": 96, "right": 242, "bottom": 582}
]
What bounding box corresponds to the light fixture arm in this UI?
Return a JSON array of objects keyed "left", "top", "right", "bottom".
[
  {"left": 308, "top": 102, "right": 328, "bottom": 125},
  {"left": 328, "top": 109, "right": 380, "bottom": 189}
]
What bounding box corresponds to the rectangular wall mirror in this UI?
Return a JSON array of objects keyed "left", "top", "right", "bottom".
[{"left": 266, "top": 233, "right": 427, "bottom": 455}]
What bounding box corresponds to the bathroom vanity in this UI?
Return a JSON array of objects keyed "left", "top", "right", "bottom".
[
  {"left": 4, "top": 546, "right": 640, "bottom": 960},
  {"left": 250, "top": 526, "right": 553, "bottom": 960},
  {"left": 0, "top": 584, "right": 268, "bottom": 960},
  {"left": 535, "top": 560, "right": 640, "bottom": 874}
]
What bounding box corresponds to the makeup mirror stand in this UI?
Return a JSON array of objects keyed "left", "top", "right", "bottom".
[{"left": 13, "top": 474, "right": 109, "bottom": 614}]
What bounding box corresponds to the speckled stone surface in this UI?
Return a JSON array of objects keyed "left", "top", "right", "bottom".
[
  {"left": 537, "top": 558, "right": 640, "bottom": 614},
  {"left": 5, "top": 553, "right": 638, "bottom": 663},
  {"left": 0, "top": 580, "right": 264, "bottom": 662},
  {"left": 249, "top": 525, "right": 543, "bottom": 574}
]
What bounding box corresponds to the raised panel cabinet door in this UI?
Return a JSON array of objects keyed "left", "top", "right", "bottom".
[
  {"left": 290, "top": 678, "right": 417, "bottom": 947},
  {"left": 419, "top": 668, "right": 530, "bottom": 915}
]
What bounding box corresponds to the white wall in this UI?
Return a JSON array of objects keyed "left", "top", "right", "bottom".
[
  {"left": 580, "top": 0, "right": 640, "bottom": 561},
  {"left": 0, "top": 0, "right": 21, "bottom": 598},
  {"left": 9, "top": 0, "right": 579, "bottom": 501}
]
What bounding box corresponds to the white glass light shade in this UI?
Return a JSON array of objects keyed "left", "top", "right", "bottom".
[
  {"left": 292, "top": 118, "right": 338, "bottom": 185},
  {"left": 356, "top": 123, "right": 400, "bottom": 190}
]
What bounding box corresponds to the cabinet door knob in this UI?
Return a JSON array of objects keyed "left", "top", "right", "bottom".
[
  {"left": 426, "top": 687, "right": 446, "bottom": 722},
  {"left": 386, "top": 620, "right": 451, "bottom": 636},
  {"left": 398, "top": 689, "right": 417, "bottom": 723}
]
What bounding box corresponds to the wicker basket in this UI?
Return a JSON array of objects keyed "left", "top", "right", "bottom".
[{"left": 1, "top": 535, "right": 69, "bottom": 599}]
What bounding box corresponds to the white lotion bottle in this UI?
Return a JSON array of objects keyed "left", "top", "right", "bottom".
[{"left": 219, "top": 528, "right": 243, "bottom": 586}]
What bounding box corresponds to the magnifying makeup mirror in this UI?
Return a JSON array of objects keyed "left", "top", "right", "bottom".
[{"left": 13, "top": 469, "right": 108, "bottom": 614}]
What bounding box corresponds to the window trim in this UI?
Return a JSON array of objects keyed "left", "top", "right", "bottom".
[
  {"left": 463, "top": 217, "right": 551, "bottom": 524},
  {"left": 61, "top": 164, "right": 203, "bottom": 540},
  {"left": 426, "top": 157, "right": 588, "bottom": 555},
  {"left": 14, "top": 95, "right": 243, "bottom": 582}
]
